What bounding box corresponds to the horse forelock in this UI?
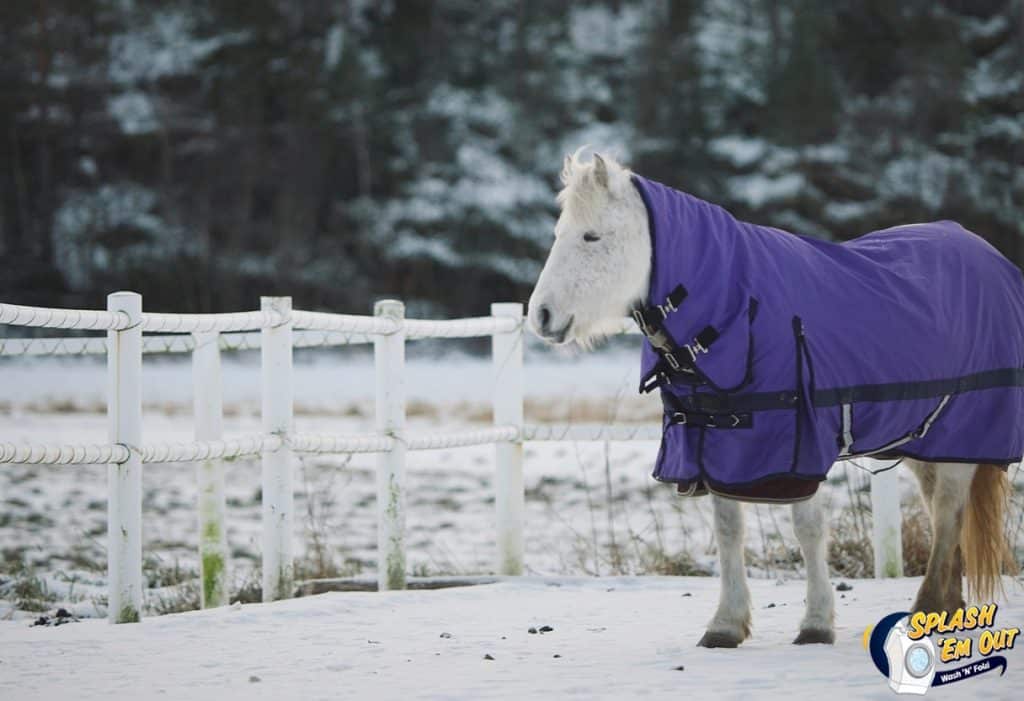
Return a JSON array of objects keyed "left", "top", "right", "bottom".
[{"left": 555, "top": 149, "right": 631, "bottom": 229}]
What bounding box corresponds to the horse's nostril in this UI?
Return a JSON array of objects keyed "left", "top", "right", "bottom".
[{"left": 538, "top": 305, "right": 552, "bottom": 331}]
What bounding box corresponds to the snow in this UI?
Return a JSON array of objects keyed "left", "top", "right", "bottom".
[
  {"left": 964, "top": 51, "right": 1022, "bottom": 104},
  {"left": 3, "top": 346, "right": 1023, "bottom": 699},
  {"left": 880, "top": 153, "right": 954, "bottom": 211},
  {"left": 0, "top": 347, "right": 647, "bottom": 412},
  {"left": 727, "top": 173, "right": 805, "bottom": 209},
  {"left": 709, "top": 136, "right": 767, "bottom": 168},
  {"left": 107, "top": 91, "right": 159, "bottom": 135},
  {"left": 2, "top": 576, "right": 1022, "bottom": 700},
  {"left": 107, "top": 11, "right": 248, "bottom": 85},
  {"left": 824, "top": 200, "right": 879, "bottom": 224},
  {"left": 324, "top": 24, "right": 345, "bottom": 71},
  {"left": 568, "top": 5, "right": 643, "bottom": 57}
]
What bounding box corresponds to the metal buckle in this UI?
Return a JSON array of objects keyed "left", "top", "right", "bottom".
[
  {"left": 664, "top": 352, "right": 681, "bottom": 372},
  {"left": 672, "top": 412, "right": 688, "bottom": 426},
  {"left": 631, "top": 309, "right": 653, "bottom": 337}
]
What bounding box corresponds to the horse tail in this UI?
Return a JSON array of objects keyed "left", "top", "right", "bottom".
[{"left": 961, "top": 464, "right": 1017, "bottom": 602}]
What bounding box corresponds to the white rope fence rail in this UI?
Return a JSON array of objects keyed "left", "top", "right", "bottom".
[
  {"left": 405, "top": 426, "right": 519, "bottom": 450},
  {"left": 141, "top": 310, "right": 282, "bottom": 333},
  {"left": 0, "top": 425, "right": 659, "bottom": 466},
  {"left": 142, "top": 434, "right": 282, "bottom": 463},
  {"left": 3, "top": 330, "right": 374, "bottom": 356},
  {"left": 289, "top": 433, "right": 395, "bottom": 454},
  {"left": 0, "top": 301, "right": 130, "bottom": 330},
  {"left": 0, "top": 329, "right": 377, "bottom": 357},
  {"left": 405, "top": 316, "right": 518, "bottom": 339},
  {"left": 0, "top": 441, "right": 130, "bottom": 465},
  {"left": 291, "top": 310, "right": 400, "bottom": 335},
  {"left": 0, "top": 314, "right": 514, "bottom": 358},
  {"left": 0, "top": 435, "right": 280, "bottom": 465},
  {"left": 0, "top": 291, "right": 909, "bottom": 623}
]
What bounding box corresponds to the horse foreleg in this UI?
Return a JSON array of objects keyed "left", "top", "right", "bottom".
[
  {"left": 698, "top": 495, "right": 752, "bottom": 648},
  {"left": 791, "top": 490, "right": 835, "bottom": 644},
  {"left": 909, "top": 460, "right": 976, "bottom": 613}
]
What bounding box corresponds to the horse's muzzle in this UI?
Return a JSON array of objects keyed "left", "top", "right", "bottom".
[{"left": 532, "top": 305, "right": 574, "bottom": 344}]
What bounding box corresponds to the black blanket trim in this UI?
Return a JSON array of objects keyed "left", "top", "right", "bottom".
[
  {"left": 813, "top": 367, "right": 1024, "bottom": 405},
  {"left": 665, "top": 367, "right": 1024, "bottom": 414}
]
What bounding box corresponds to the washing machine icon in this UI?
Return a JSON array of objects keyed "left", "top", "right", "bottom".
[{"left": 883, "top": 617, "right": 936, "bottom": 694}]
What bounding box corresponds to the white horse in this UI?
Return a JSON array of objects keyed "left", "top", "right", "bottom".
[{"left": 528, "top": 150, "right": 1013, "bottom": 647}]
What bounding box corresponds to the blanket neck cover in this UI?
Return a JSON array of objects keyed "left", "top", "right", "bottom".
[{"left": 631, "top": 175, "right": 1024, "bottom": 502}]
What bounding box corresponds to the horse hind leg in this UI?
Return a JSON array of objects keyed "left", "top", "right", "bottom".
[
  {"left": 698, "top": 495, "right": 752, "bottom": 648},
  {"left": 791, "top": 489, "right": 835, "bottom": 644},
  {"left": 908, "top": 460, "right": 976, "bottom": 613},
  {"left": 907, "top": 459, "right": 966, "bottom": 609}
]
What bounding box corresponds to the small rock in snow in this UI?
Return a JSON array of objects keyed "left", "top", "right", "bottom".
[
  {"left": 765, "top": 603, "right": 776, "bottom": 609},
  {"left": 31, "top": 609, "right": 79, "bottom": 627},
  {"left": 484, "top": 654, "right": 495, "bottom": 661},
  {"left": 836, "top": 582, "right": 853, "bottom": 591},
  {"left": 439, "top": 632, "right": 452, "bottom": 638},
  {"left": 553, "top": 654, "right": 562, "bottom": 659},
  {"left": 528, "top": 627, "right": 538, "bottom": 634},
  {"left": 539, "top": 625, "right": 554, "bottom": 633},
  {"left": 673, "top": 665, "right": 686, "bottom": 672},
  {"left": 248, "top": 675, "right": 261, "bottom": 683},
  {"left": 682, "top": 592, "right": 692, "bottom": 597}
]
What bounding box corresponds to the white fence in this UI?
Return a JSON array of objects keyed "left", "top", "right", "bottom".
[{"left": 0, "top": 292, "right": 902, "bottom": 622}]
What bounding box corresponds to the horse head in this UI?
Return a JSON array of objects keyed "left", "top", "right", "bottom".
[{"left": 528, "top": 149, "right": 651, "bottom": 347}]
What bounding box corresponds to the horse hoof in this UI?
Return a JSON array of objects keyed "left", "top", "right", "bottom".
[
  {"left": 793, "top": 628, "right": 834, "bottom": 645},
  {"left": 697, "top": 631, "right": 742, "bottom": 648}
]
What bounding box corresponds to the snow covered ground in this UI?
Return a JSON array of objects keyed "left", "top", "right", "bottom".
[
  {"left": 1, "top": 346, "right": 1021, "bottom": 619},
  {"left": 2, "top": 345, "right": 1023, "bottom": 701},
  {"left": 2, "top": 576, "right": 1023, "bottom": 701}
]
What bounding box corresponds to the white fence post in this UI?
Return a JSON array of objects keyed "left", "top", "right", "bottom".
[
  {"left": 261, "top": 296, "right": 295, "bottom": 601},
  {"left": 193, "top": 331, "right": 229, "bottom": 608},
  {"left": 375, "top": 299, "right": 406, "bottom": 591},
  {"left": 107, "top": 291, "right": 143, "bottom": 623},
  {"left": 491, "top": 302, "right": 524, "bottom": 575},
  {"left": 871, "top": 467, "right": 904, "bottom": 578}
]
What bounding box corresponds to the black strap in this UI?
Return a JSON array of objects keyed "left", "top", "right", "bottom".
[
  {"left": 634, "top": 284, "right": 722, "bottom": 393},
  {"left": 667, "top": 409, "right": 752, "bottom": 429},
  {"left": 633, "top": 284, "right": 688, "bottom": 332},
  {"left": 661, "top": 387, "right": 798, "bottom": 414},
  {"left": 692, "top": 326, "right": 719, "bottom": 355},
  {"left": 813, "top": 367, "right": 1024, "bottom": 407}
]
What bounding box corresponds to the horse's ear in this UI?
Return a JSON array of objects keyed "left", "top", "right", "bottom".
[
  {"left": 593, "top": 153, "right": 609, "bottom": 189},
  {"left": 560, "top": 154, "right": 573, "bottom": 185}
]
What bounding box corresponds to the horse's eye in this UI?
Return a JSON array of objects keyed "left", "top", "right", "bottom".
[{"left": 583, "top": 231, "right": 601, "bottom": 242}]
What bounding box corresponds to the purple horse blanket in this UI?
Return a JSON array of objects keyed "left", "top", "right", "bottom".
[{"left": 631, "top": 175, "right": 1024, "bottom": 502}]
